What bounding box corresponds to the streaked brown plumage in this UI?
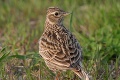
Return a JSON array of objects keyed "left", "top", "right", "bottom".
[{"left": 39, "top": 7, "right": 89, "bottom": 80}]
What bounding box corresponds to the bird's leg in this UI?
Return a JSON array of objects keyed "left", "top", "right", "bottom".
[{"left": 55, "top": 71, "right": 61, "bottom": 80}]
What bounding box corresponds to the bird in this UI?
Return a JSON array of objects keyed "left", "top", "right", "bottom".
[{"left": 39, "top": 7, "right": 89, "bottom": 80}]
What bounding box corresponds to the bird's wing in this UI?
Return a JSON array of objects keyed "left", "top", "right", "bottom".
[
  {"left": 54, "top": 27, "right": 82, "bottom": 68},
  {"left": 60, "top": 32, "right": 82, "bottom": 68},
  {"left": 39, "top": 27, "right": 82, "bottom": 68}
]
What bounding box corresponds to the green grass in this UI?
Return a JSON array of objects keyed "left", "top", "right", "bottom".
[{"left": 0, "top": 0, "right": 120, "bottom": 80}]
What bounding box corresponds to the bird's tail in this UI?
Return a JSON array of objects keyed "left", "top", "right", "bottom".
[{"left": 72, "top": 68, "right": 89, "bottom": 80}]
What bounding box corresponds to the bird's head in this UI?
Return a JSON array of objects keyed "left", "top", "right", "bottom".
[{"left": 46, "top": 7, "right": 70, "bottom": 25}]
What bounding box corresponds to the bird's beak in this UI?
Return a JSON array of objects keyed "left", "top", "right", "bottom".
[{"left": 62, "top": 12, "right": 71, "bottom": 16}]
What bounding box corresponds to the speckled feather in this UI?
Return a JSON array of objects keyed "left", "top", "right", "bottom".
[{"left": 39, "top": 7, "right": 89, "bottom": 80}]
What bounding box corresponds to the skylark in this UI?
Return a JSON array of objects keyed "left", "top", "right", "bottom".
[{"left": 39, "top": 7, "right": 89, "bottom": 80}]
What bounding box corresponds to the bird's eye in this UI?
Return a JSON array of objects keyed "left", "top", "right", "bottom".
[{"left": 54, "top": 12, "right": 59, "bottom": 16}]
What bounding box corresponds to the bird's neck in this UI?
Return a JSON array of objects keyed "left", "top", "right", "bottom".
[{"left": 44, "top": 19, "right": 63, "bottom": 31}]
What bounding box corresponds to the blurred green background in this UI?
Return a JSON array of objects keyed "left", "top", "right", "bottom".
[{"left": 0, "top": 0, "right": 120, "bottom": 80}]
